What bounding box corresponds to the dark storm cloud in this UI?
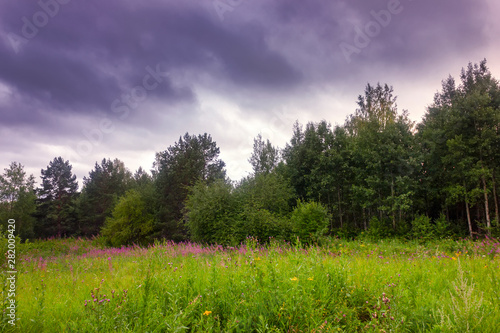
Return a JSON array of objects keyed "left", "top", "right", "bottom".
[
  {"left": 0, "top": 0, "right": 302, "bottom": 131},
  {"left": 0, "top": 0, "right": 491, "bottom": 125},
  {"left": 0, "top": 0, "right": 497, "bottom": 182},
  {"left": 332, "top": 0, "right": 490, "bottom": 69}
]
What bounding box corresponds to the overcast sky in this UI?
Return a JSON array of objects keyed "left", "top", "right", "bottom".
[{"left": 1, "top": 0, "right": 499, "bottom": 186}]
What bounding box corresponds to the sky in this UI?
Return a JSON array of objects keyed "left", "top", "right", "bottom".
[{"left": 1, "top": 0, "right": 500, "bottom": 186}]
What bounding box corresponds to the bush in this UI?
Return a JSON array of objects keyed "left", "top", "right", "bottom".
[
  {"left": 101, "top": 190, "right": 155, "bottom": 247},
  {"left": 290, "top": 200, "right": 329, "bottom": 244},
  {"left": 434, "top": 213, "right": 450, "bottom": 239},
  {"left": 184, "top": 175, "right": 295, "bottom": 245},
  {"left": 237, "top": 207, "right": 291, "bottom": 243},
  {"left": 411, "top": 215, "right": 434, "bottom": 242},
  {"left": 333, "top": 227, "right": 362, "bottom": 240},
  {"left": 365, "top": 216, "right": 393, "bottom": 240},
  {"left": 184, "top": 179, "right": 238, "bottom": 245}
]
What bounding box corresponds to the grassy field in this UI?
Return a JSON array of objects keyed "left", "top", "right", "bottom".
[{"left": 1, "top": 236, "right": 500, "bottom": 332}]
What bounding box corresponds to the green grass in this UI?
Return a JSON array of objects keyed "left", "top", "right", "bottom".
[{"left": 2, "top": 237, "right": 500, "bottom": 332}]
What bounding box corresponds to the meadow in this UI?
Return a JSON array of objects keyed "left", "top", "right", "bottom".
[{"left": 1, "top": 236, "right": 500, "bottom": 332}]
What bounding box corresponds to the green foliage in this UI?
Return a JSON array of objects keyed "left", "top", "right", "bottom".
[
  {"left": 35, "top": 157, "right": 79, "bottom": 238},
  {"left": 435, "top": 261, "right": 485, "bottom": 332},
  {"left": 236, "top": 172, "right": 294, "bottom": 217},
  {"left": 290, "top": 200, "right": 329, "bottom": 244},
  {"left": 365, "top": 216, "right": 393, "bottom": 240},
  {"left": 249, "top": 134, "right": 280, "bottom": 174},
  {"left": 238, "top": 207, "right": 291, "bottom": 243},
  {"left": 418, "top": 59, "right": 500, "bottom": 237},
  {"left": 184, "top": 179, "right": 237, "bottom": 245},
  {"left": 78, "top": 158, "right": 133, "bottom": 237},
  {"left": 434, "top": 213, "right": 451, "bottom": 239},
  {"left": 185, "top": 173, "right": 294, "bottom": 245},
  {"left": 282, "top": 120, "right": 334, "bottom": 203},
  {"left": 0, "top": 162, "right": 37, "bottom": 241},
  {"left": 154, "top": 133, "right": 226, "bottom": 241},
  {"left": 0, "top": 225, "right": 21, "bottom": 269},
  {"left": 9, "top": 238, "right": 500, "bottom": 332},
  {"left": 411, "top": 215, "right": 435, "bottom": 242},
  {"left": 101, "top": 190, "right": 155, "bottom": 247},
  {"left": 2, "top": 59, "right": 500, "bottom": 244}
]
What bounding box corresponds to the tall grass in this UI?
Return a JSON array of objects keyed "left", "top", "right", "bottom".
[{"left": 2, "top": 237, "right": 499, "bottom": 332}]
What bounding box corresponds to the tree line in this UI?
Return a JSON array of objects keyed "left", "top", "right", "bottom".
[{"left": 1, "top": 60, "right": 499, "bottom": 245}]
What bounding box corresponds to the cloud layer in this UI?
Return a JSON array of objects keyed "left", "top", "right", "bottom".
[{"left": 1, "top": 0, "right": 499, "bottom": 182}]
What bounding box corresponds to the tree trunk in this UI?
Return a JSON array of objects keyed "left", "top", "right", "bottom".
[
  {"left": 482, "top": 175, "right": 491, "bottom": 236},
  {"left": 379, "top": 193, "right": 383, "bottom": 221},
  {"left": 338, "top": 189, "right": 343, "bottom": 229},
  {"left": 363, "top": 207, "right": 367, "bottom": 230},
  {"left": 463, "top": 181, "right": 473, "bottom": 238},
  {"left": 391, "top": 178, "right": 396, "bottom": 230},
  {"left": 465, "top": 200, "right": 473, "bottom": 238},
  {"left": 492, "top": 173, "right": 499, "bottom": 226}
]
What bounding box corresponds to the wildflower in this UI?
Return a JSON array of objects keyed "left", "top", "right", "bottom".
[
  {"left": 308, "top": 277, "right": 314, "bottom": 281},
  {"left": 203, "top": 310, "right": 212, "bottom": 316},
  {"left": 291, "top": 277, "right": 298, "bottom": 281}
]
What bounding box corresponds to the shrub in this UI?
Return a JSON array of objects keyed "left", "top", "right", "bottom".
[
  {"left": 290, "top": 200, "right": 329, "bottom": 244},
  {"left": 434, "top": 213, "right": 450, "bottom": 239},
  {"left": 184, "top": 179, "right": 238, "bottom": 245},
  {"left": 411, "top": 215, "right": 434, "bottom": 242},
  {"left": 237, "top": 207, "right": 291, "bottom": 243},
  {"left": 435, "top": 261, "right": 485, "bottom": 332},
  {"left": 365, "top": 216, "right": 393, "bottom": 240},
  {"left": 101, "top": 190, "right": 155, "bottom": 247}
]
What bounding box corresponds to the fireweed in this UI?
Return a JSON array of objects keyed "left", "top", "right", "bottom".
[{"left": 5, "top": 237, "right": 500, "bottom": 332}]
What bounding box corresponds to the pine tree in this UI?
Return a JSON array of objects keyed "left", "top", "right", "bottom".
[
  {"left": 154, "top": 133, "right": 226, "bottom": 240},
  {"left": 35, "top": 157, "right": 79, "bottom": 238},
  {"left": 78, "top": 158, "right": 133, "bottom": 236}
]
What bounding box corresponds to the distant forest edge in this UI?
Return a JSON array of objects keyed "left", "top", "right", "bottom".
[{"left": 1, "top": 59, "right": 500, "bottom": 245}]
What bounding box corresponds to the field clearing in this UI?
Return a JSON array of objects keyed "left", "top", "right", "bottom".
[{"left": 2, "top": 237, "right": 500, "bottom": 332}]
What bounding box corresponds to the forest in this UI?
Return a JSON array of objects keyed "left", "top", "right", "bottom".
[{"left": 1, "top": 60, "right": 499, "bottom": 245}]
